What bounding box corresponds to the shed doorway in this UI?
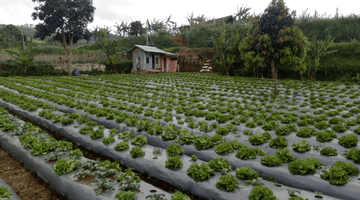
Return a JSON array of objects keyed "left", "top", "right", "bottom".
[
  {"left": 163, "top": 58, "right": 168, "bottom": 72},
  {"left": 152, "top": 54, "right": 155, "bottom": 69}
]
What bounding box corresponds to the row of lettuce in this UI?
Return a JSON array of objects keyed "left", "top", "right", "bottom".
[{"left": 1, "top": 81, "right": 360, "bottom": 189}]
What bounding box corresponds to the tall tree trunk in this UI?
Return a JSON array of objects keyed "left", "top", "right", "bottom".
[
  {"left": 68, "top": 33, "right": 73, "bottom": 76},
  {"left": 300, "top": 73, "right": 304, "bottom": 81},
  {"left": 271, "top": 60, "right": 277, "bottom": 95},
  {"left": 311, "top": 65, "right": 317, "bottom": 79},
  {"left": 61, "top": 32, "right": 67, "bottom": 73}
]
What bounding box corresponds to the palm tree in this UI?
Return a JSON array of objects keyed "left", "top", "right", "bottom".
[
  {"left": 164, "top": 15, "right": 175, "bottom": 33},
  {"left": 114, "top": 20, "right": 129, "bottom": 37}
]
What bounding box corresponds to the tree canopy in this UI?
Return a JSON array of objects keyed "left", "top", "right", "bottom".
[{"left": 239, "top": 0, "right": 309, "bottom": 95}]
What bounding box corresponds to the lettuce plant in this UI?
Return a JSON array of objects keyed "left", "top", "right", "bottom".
[
  {"left": 0, "top": 186, "right": 12, "bottom": 198},
  {"left": 245, "top": 121, "right": 257, "bottom": 128},
  {"left": 171, "top": 191, "right": 190, "bottom": 200},
  {"left": 292, "top": 140, "right": 311, "bottom": 153},
  {"left": 235, "top": 146, "right": 257, "bottom": 160},
  {"left": 235, "top": 166, "right": 259, "bottom": 180},
  {"left": 162, "top": 124, "right": 179, "bottom": 141},
  {"left": 216, "top": 174, "right": 239, "bottom": 192},
  {"left": 148, "top": 121, "right": 163, "bottom": 135},
  {"left": 130, "top": 146, "right": 145, "bottom": 158},
  {"left": 316, "top": 130, "right": 337, "bottom": 143},
  {"left": 187, "top": 163, "right": 215, "bottom": 182},
  {"left": 131, "top": 135, "right": 147, "bottom": 147},
  {"left": 194, "top": 136, "right": 214, "bottom": 150},
  {"left": 114, "top": 141, "right": 129, "bottom": 151},
  {"left": 288, "top": 158, "right": 323, "bottom": 175},
  {"left": 338, "top": 134, "right": 358, "bottom": 148},
  {"left": 315, "top": 121, "right": 329, "bottom": 130},
  {"left": 52, "top": 158, "right": 81, "bottom": 175},
  {"left": 229, "top": 140, "right": 243, "bottom": 150},
  {"left": 165, "top": 156, "right": 183, "bottom": 169},
  {"left": 320, "top": 147, "right": 338, "bottom": 156},
  {"left": 346, "top": 148, "right": 360, "bottom": 163},
  {"left": 214, "top": 142, "right": 235, "bottom": 155},
  {"left": 176, "top": 129, "right": 196, "bottom": 145},
  {"left": 102, "top": 136, "right": 115, "bottom": 145},
  {"left": 153, "top": 110, "right": 163, "bottom": 119},
  {"left": 118, "top": 131, "right": 135, "bottom": 142},
  {"left": 248, "top": 186, "right": 277, "bottom": 200},
  {"left": 321, "top": 166, "right": 349, "bottom": 185},
  {"left": 332, "top": 124, "right": 350, "bottom": 133},
  {"left": 262, "top": 120, "right": 279, "bottom": 131},
  {"left": 269, "top": 136, "right": 287, "bottom": 149},
  {"left": 249, "top": 132, "right": 271, "bottom": 145},
  {"left": 296, "top": 126, "right": 316, "bottom": 138},
  {"left": 208, "top": 157, "right": 232, "bottom": 173},
  {"left": 137, "top": 118, "right": 151, "bottom": 131},
  {"left": 115, "top": 191, "right": 135, "bottom": 200},
  {"left": 276, "top": 148, "right": 296, "bottom": 163},
  {"left": 261, "top": 155, "right": 282, "bottom": 167},
  {"left": 166, "top": 144, "right": 184, "bottom": 157},
  {"left": 275, "top": 124, "right": 296, "bottom": 136},
  {"left": 216, "top": 126, "right": 229, "bottom": 136}
]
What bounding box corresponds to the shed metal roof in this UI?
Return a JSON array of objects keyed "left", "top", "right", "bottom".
[{"left": 127, "top": 45, "right": 175, "bottom": 55}]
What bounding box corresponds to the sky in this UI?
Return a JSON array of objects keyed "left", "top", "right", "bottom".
[{"left": 0, "top": 0, "right": 359, "bottom": 34}]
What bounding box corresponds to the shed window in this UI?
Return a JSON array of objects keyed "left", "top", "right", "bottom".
[
  {"left": 156, "top": 57, "right": 159, "bottom": 64},
  {"left": 138, "top": 57, "right": 140, "bottom": 63},
  {"left": 146, "top": 57, "right": 149, "bottom": 63}
]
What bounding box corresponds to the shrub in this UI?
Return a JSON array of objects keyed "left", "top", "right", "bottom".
[
  {"left": 208, "top": 157, "right": 232, "bottom": 172},
  {"left": 216, "top": 174, "right": 239, "bottom": 192},
  {"left": 166, "top": 144, "right": 184, "bottom": 157},
  {"left": 338, "top": 134, "right": 358, "bottom": 148},
  {"left": 288, "top": 158, "right": 322, "bottom": 175},
  {"left": 130, "top": 146, "right": 145, "bottom": 158},
  {"left": 320, "top": 147, "right": 338, "bottom": 156},
  {"left": 269, "top": 136, "right": 287, "bottom": 149},
  {"left": 187, "top": 163, "right": 215, "bottom": 182},
  {"left": 165, "top": 156, "right": 183, "bottom": 169},
  {"left": 235, "top": 166, "right": 259, "bottom": 180},
  {"left": 292, "top": 140, "right": 311, "bottom": 153},
  {"left": 276, "top": 148, "right": 296, "bottom": 163},
  {"left": 248, "top": 186, "right": 277, "bottom": 200}
]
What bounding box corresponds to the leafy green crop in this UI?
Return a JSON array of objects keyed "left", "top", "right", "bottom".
[
  {"left": 316, "top": 130, "right": 337, "bottom": 143},
  {"left": 0, "top": 186, "right": 12, "bottom": 198},
  {"left": 166, "top": 144, "right": 184, "bottom": 157},
  {"left": 162, "top": 124, "right": 179, "bottom": 141},
  {"left": 114, "top": 141, "right": 129, "bottom": 151},
  {"left": 249, "top": 132, "right": 271, "bottom": 145},
  {"left": 171, "top": 191, "right": 190, "bottom": 200},
  {"left": 320, "top": 147, "right": 338, "bottom": 156},
  {"left": 296, "top": 126, "right": 316, "bottom": 138},
  {"left": 338, "top": 134, "right": 358, "bottom": 148},
  {"left": 52, "top": 158, "right": 81, "bottom": 175},
  {"left": 216, "top": 174, "right": 239, "bottom": 191},
  {"left": 176, "top": 129, "right": 196, "bottom": 145},
  {"left": 235, "top": 166, "right": 259, "bottom": 180},
  {"left": 276, "top": 148, "right": 296, "bottom": 163},
  {"left": 214, "top": 142, "right": 235, "bottom": 155},
  {"left": 315, "top": 121, "right": 329, "bottom": 130},
  {"left": 235, "top": 146, "right": 257, "bottom": 160},
  {"left": 131, "top": 135, "right": 147, "bottom": 147},
  {"left": 115, "top": 191, "right": 135, "bottom": 200},
  {"left": 261, "top": 155, "right": 282, "bottom": 167},
  {"left": 346, "top": 148, "right": 360, "bottom": 163},
  {"left": 30, "top": 141, "right": 52, "bottom": 156},
  {"left": 229, "top": 140, "right": 243, "bottom": 150},
  {"left": 208, "top": 157, "right": 232, "bottom": 173},
  {"left": 187, "top": 163, "right": 215, "bottom": 182},
  {"left": 165, "top": 156, "right": 183, "bottom": 169},
  {"left": 292, "top": 140, "right": 311, "bottom": 153},
  {"left": 269, "top": 136, "right": 287, "bottom": 149},
  {"left": 216, "top": 126, "right": 229, "bottom": 136},
  {"left": 102, "top": 136, "right": 115, "bottom": 145},
  {"left": 148, "top": 121, "right": 163, "bottom": 135},
  {"left": 90, "top": 129, "right": 104, "bottom": 139},
  {"left": 130, "top": 146, "right": 145, "bottom": 158},
  {"left": 248, "top": 186, "right": 277, "bottom": 200},
  {"left": 194, "top": 136, "right": 214, "bottom": 150},
  {"left": 321, "top": 166, "right": 349, "bottom": 185},
  {"left": 288, "top": 158, "right": 322, "bottom": 175}
]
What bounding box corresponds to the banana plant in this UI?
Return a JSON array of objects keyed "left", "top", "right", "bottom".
[
  {"left": 4, "top": 35, "right": 39, "bottom": 74},
  {"left": 303, "top": 34, "right": 338, "bottom": 79}
]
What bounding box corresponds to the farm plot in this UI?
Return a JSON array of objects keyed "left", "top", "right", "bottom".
[{"left": 0, "top": 73, "right": 360, "bottom": 200}]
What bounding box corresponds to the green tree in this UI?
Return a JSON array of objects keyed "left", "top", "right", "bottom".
[
  {"left": 129, "top": 21, "right": 145, "bottom": 37},
  {"left": 238, "top": 0, "right": 309, "bottom": 95},
  {"left": 31, "top": 0, "right": 95, "bottom": 76},
  {"left": 213, "top": 22, "right": 246, "bottom": 75},
  {"left": 303, "top": 34, "right": 338, "bottom": 79},
  {"left": 0, "top": 25, "right": 23, "bottom": 49},
  {"left": 114, "top": 20, "right": 130, "bottom": 37}
]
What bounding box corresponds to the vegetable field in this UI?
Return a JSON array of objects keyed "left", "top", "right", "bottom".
[{"left": 1, "top": 73, "right": 360, "bottom": 200}]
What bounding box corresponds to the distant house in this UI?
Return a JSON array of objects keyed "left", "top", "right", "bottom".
[{"left": 126, "top": 45, "right": 177, "bottom": 73}]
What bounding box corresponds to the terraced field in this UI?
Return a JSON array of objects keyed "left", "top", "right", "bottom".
[{"left": 1, "top": 73, "right": 360, "bottom": 200}]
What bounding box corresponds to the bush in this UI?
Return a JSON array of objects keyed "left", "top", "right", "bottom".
[{"left": 235, "top": 166, "right": 259, "bottom": 180}]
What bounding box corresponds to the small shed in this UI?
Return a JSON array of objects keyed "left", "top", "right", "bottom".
[{"left": 126, "top": 45, "right": 177, "bottom": 73}]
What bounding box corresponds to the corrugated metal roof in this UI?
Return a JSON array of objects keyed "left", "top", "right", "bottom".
[{"left": 127, "top": 45, "right": 175, "bottom": 55}]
